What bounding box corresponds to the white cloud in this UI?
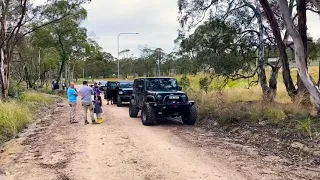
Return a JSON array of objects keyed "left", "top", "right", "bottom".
[
  {"left": 35, "top": 0, "right": 320, "bottom": 57},
  {"left": 81, "top": 0, "right": 179, "bottom": 57}
]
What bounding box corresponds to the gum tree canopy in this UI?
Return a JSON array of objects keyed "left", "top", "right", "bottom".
[{"left": 0, "top": 0, "right": 90, "bottom": 99}]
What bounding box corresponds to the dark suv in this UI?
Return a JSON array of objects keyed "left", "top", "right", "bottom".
[
  {"left": 129, "top": 77, "right": 197, "bottom": 126},
  {"left": 117, "top": 81, "right": 134, "bottom": 107}
]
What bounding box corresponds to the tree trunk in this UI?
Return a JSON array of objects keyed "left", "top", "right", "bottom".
[
  {"left": 278, "top": 0, "right": 320, "bottom": 112},
  {"left": 296, "top": 0, "right": 311, "bottom": 105},
  {"left": 259, "top": 0, "right": 297, "bottom": 99},
  {"left": 255, "top": 4, "right": 277, "bottom": 102},
  {"left": 268, "top": 66, "right": 280, "bottom": 101},
  {"left": 56, "top": 53, "right": 67, "bottom": 83},
  {"left": 318, "top": 60, "right": 320, "bottom": 87}
]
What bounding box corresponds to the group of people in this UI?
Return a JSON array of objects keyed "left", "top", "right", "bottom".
[{"left": 67, "top": 81, "right": 103, "bottom": 124}]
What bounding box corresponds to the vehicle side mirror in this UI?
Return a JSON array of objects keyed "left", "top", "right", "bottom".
[
  {"left": 137, "top": 85, "right": 143, "bottom": 90},
  {"left": 178, "top": 86, "right": 182, "bottom": 91}
]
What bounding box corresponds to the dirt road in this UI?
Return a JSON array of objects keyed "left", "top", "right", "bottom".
[{"left": 0, "top": 95, "right": 319, "bottom": 179}]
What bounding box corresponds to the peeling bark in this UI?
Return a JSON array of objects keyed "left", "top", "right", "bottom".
[
  {"left": 259, "top": 0, "right": 297, "bottom": 100},
  {"left": 296, "top": 0, "right": 311, "bottom": 105},
  {"left": 278, "top": 0, "right": 320, "bottom": 112}
]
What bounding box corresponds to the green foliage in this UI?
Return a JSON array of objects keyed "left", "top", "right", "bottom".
[
  {"left": 179, "top": 19, "right": 256, "bottom": 80},
  {"left": 0, "top": 102, "right": 31, "bottom": 142},
  {"left": 250, "top": 106, "right": 287, "bottom": 123},
  {"left": 0, "top": 91, "right": 56, "bottom": 145},
  {"left": 8, "top": 85, "right": 25, "bottom": 99},
  {"left": 19, "top": 92, "right": 53, "bottom": 105},
  {"left": 199, "top": 77, "right": 212, "bottom": 93},
  {"left": 296, "top": 118, "right": 313, "bottom": 138},
  {"left": 180, "top": 74, "right": 190, "bottom": 90}
]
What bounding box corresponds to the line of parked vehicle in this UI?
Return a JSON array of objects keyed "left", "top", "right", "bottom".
[{"left": 96, "top": 77, "right": 197, "bottom": 126}]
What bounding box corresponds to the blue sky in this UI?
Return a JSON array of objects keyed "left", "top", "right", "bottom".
[{"left": 81, "top": 0, "right": 320, "bottom": 57}]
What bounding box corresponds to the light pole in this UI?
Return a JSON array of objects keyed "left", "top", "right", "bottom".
[{"left": 117, "top": 32, "right": 139, "bottom": 80}]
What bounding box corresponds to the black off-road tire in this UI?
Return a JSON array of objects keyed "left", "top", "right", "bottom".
[
  {"left": 117, "top": 96, "right": 122, "bottom": 107},
  {"left": 129, "top": 99, "right": 139, "bottom": 117},
  {"left": 141, "top": 103, "right": 156, "bottom": 126},
  {"left": 182, "top": 105, "right": 197, "bottom": 125}
]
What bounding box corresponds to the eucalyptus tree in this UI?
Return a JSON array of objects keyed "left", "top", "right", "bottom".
[
  {"left": 0, "top": 0, "right": 90, "bottom": 98},
  {"left": 177, "top": 0, "right": 280, "bottom": 101}
]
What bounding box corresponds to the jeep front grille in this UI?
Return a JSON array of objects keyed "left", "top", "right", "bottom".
[
  {"left": 162, "top": 95, "right": 186, "bottom": 104},
  {"left": 124, "top": 90, "right": 133, "bottom": 94}
]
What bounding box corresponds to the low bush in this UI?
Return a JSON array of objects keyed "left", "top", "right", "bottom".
[
  {"left": 188, "top": 86, "right": 317, "bottom": 137},
  {"left": 0, "top": 91, "right": 55, "bottom": 146},
  {"left": 20, "top": 92, "right": 53, "bottom": 105},
  {"left": 0, "top": 102, "right": 31, "bottom": 142}
]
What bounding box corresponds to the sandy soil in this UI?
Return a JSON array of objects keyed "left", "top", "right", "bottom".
[{"left": 0, "top": 92, "right": 319, "bottom": 180}]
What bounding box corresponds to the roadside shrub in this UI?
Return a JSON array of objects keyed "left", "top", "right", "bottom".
[
  {"left": 250, "top": 104, "right": 287, "bottom": 123},
  {"left": 0, "top": 91, "right": 56, "bottom": 145},
  {"left": 180, "top": 74, "right": 190, "bottom": 90},
  {"left": 0, "top": 102, "right": 31, "bottom": 141},
  {"left": 199, "top": 77, "right": 212, "bottom": 93},
  {"left": 20, "top": 92, "right": 53, "bottom": 105},
  {"left": 188, "top": 89, "right": 305, "bottom": 128},
  {"left": 8, "top": 84, "right": 25, "bottom": 99},
  {"left": 296, "top": 118, "right": 313, "bottom": 138}
]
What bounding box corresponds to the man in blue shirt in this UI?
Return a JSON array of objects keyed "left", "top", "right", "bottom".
[
  {"left": 67, "top": 82, "right": 78, "bottom": 123},
  {"left": 79, "top": 81, "right": 97, "bottom": 125}
]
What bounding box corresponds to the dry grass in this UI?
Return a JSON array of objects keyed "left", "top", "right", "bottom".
[
  {"left": 187, "top": 83, "right": 319, "bottom": 137},
  {"left": 83, "top": 67, "right": 320, "bottom": 136}
]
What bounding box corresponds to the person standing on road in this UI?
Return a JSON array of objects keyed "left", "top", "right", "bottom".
[
  {"left": 79, "top": 81, "right": 97, "bottom": 125},
  {"left": 67, "top": 82, "right": 78, "bottom": 123},
  {"left": 94, "top": 95, "right": 103, "bottom": 123},
  {"left": 93, "top": 82, "right": 101, "bottom": 100},
  {"left": 113, "top": 82, "right": 120, "bottom": 104}
]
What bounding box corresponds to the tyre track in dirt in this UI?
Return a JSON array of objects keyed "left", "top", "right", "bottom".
[
  {"left": 2, "top": 95, "right": 317, "bottom": 179},
  {"left": 0, "top": 100, "right": 79, "bottom": 180},
  {"left": 65, "top": 104, "right": 245, "bottom": 180}
]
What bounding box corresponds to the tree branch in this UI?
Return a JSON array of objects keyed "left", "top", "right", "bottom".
[
  {"left": 228, "top": 67, "right": 259, "bottom": 81},
  {"left": 307, "top": 7, "right": 320, "bottom": 14},
  {"left": 15, "top": 13, "right": 71, "bottom": 44}
]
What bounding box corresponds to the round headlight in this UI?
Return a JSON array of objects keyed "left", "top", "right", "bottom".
[
  {"left": 118, "top": 91, "right": 123, "bottom": 95},
  {"left": 156, "top": 95, "right": 163, "bottom": 101}
]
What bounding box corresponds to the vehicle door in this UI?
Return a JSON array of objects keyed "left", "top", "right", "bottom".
[{"left": 136, "top": 79, "right": 144, "bottom": 108}]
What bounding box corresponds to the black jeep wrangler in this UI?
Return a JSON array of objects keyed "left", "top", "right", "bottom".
[
  {"left": 116, "top": 81, "right": 134, "bottom": 107},
  {"left": 129, "top": 77, "right": 197, "bottom": 126}
]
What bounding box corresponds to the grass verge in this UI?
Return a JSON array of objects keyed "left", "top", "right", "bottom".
[
  {"left": 188, "top": 87, "right": 319, "bottom": 139},
  {"left": 0, "top": 92, "right": 55, "bottom": 145}
]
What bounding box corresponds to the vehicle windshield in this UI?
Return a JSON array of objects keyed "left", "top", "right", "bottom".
[
  {"left": 98, "top": 81, "right": 107, "bottom": 86},
  {"left": 146, "top": 78, "right": 178, "bottom": 91},
  {"left": 120, "top": 82, "right": 133, "bottom": 88}
]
